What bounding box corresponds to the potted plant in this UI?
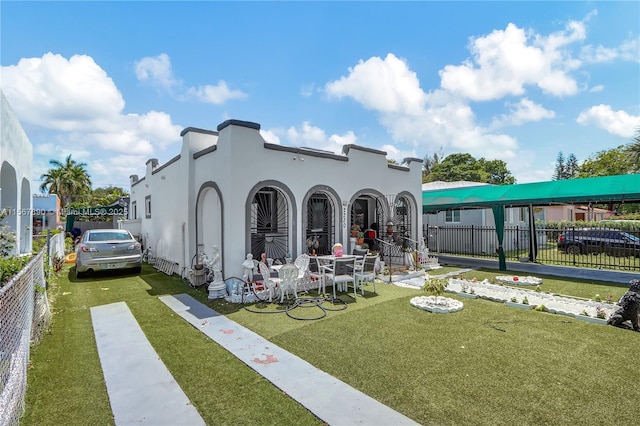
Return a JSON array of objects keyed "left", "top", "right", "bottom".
[
  {"left": 357, "top": 231, "right": 364, "bottom": 245},
  {"left": 351, "top": 224, "right": 360, "bottom": 237}
]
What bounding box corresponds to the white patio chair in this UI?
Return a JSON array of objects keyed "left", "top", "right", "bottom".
[
  {"left": 258, "top": 261, "right": 279, "bottom": 302},
  {"left": 278, "top": 263, "right": 299, "bottom": 303},
  {"left": 293, "top": 254, "right": 311, "bottom": 290},
  {"left": 307, "top": 256, "right": 323, "bottom": 294}
]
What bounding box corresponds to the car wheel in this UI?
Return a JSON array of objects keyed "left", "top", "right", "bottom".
[
  {"left": 133, "top": 266, "right": 142, "bottom": 274},
  {"left": 566, "top": 245, "right": 581, "bottom": 255},
  {"left": 75, "top": 268, "right": 85, "bottom": 279}
]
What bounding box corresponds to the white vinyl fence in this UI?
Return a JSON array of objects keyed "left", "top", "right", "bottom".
[{"left": 0, "top": 232, "right": 63, "bottom": 426}]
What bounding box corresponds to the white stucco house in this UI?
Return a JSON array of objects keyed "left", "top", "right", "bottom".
[
  {"left": 127, "top": 119, "right": 423, "bottom": 279},
  {"left": 0, "top": 89, "right": 33, "bottom": 255}
]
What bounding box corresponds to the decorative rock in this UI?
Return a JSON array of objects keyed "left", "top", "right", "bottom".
[
  {"left": 410, "top": 296, "right": 463, "bottom": 314},
  {"left": 495, "top": 275, "right": 543, "bottom": 286}
]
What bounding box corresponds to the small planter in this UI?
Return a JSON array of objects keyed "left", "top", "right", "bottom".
[{"left": 505, "top": 301, "right": 532, "bottom": 310}]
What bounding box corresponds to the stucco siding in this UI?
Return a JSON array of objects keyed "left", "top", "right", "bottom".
[{"left": 1, "top": 90, "right": 33, "bottom": 254}]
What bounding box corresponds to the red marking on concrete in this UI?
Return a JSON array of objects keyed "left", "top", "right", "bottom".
[
  {"left": 221, "top": 329, "right": 234, "bottom": 334},
  {"left": 252, "top": 354, "right": 279, "bottom": 365}
]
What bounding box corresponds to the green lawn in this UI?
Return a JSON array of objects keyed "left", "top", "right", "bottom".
[{"left": 23, "top": 264, "right": 640, "bottom": 425}]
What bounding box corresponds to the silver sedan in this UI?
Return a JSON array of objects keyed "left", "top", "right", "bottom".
[{"left": 75, "top": 229, "right": 142, "bottom": 278}]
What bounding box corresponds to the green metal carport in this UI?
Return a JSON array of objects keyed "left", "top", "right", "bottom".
[{"left": 422, "top": 174, "right": 640, "bottom": 270}]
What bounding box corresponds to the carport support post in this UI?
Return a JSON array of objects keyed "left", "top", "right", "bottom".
[
  {"left": 528, "top": 204, "right": 538, "bottom": 262},
  {"left": 492, "top": 205, "right": 507, "bottom": 271}
]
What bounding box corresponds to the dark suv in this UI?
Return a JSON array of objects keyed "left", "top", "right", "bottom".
[{"left": 557, "top": 228, "right": 640, "bottom": 257}]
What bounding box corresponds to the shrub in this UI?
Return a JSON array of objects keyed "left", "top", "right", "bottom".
[{"left": 0, "top": 256, "right": 31, "bottom": 287}]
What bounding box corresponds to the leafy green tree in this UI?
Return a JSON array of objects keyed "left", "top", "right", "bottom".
[
  {"left": 89, "top": 186, "right": 128, "bottom": 206},
  {"left": 424, "top": 153, "right": 516, "bottom": 184},
  {"left": 577, "top": 145, "right": 633, "bottom": 177},
  {"left": 39, "top": 155, "right": 92, "bottom": 208},
  {"left": 422, "top": 148, "right": 444, "bottom": 183},
  {"left": 477, "top": 159, "right": 516, "bottom": 184}
]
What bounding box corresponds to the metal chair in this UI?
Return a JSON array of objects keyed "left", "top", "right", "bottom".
[
  {"left": 321, "top": 256, "right": 357, "bottom": 300},
  {"left": 354, "top": 254, "right": 379, "bottom": 295},
  {"left": 278, "top": 263, "right": 300, "bottom": 303}
]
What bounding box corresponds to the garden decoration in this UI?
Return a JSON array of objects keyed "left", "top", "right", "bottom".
[
  {"left": 495, "top": 275, "right": 543, "bottom": 286},
  {"left": 332, "top": 243, "right": 343, "bottom": 257},
  {"left": 410, "top": 277, "right": 463, "bottom": 314},
  {"left": 207, "top": 245, "right": 227, "bottom": 300},
  {"left": 446, "top": 277, "right": 617, "bottom": 321},
  {"left": 607, "top": 279, "right": 640, "bottom": 332},
  {"left": 242, "top": 253, "right": 255, "bottom": 282}
]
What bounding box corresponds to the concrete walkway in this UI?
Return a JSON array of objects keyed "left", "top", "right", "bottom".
[
  {"left": 91, "top": 302, "right": 205, "bottom": 426},
  {"left": 159, "top": 293, "right": 418, "bottom": 426}
]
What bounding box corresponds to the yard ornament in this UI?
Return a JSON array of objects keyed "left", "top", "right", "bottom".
[
  {"left": 332, "top": 243, "right": 343, "bottom": 257},
  {"left": 207, "top": 245, "right": 226, "bottom": 300},
  {"left": 607, "top": 279, "right": 640, "bottom": 332},
  {"left": 242, "top": 253, "right": 254, "bottom": 281}
]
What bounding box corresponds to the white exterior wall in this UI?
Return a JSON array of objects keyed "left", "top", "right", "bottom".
[
  {"left": 1, "top": 90, "right": 33, "bottom": 254},
  {"left": 131, "top": 120, "right": 423, "bottom": 279}
]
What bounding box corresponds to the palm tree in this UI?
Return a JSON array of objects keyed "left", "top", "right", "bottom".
[{"left": 39, "top": 155, "right": 92, "bottom": 208}]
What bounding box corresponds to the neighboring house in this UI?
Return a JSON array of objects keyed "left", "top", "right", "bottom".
[
  {"left": 32, "top": 194, "right": 61, "bottom": 234},
  {"left": 542, "top": 205, "right": 614, "bottom": 222},
  {"left": 422, "top": 181, "right": 617, "bottom": 255},
  {"left": 0, "top": 89, "right": 33, "bottom": 255},
  {"left": 126, "top": 119, "right": 423, "bottom": 278},
  {"left": 422, "top": 181, "right": 541, "bottom": 254}
]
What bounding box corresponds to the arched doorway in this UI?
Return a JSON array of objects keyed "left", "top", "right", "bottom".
[
  {"left": 349, "top": 190, "right": 387, "bottom": 251},
  {"left": 394, "top": 195, "right": 413, "bottom": 249},
  {"left": 196, "top": 183, "right": 223, "bottom": 262},
  {"left": 249, "top": 185, "right": 291, "bottom": 261},
  {"left": 304, "top": 191, "right": 337, "bottom": 255}
]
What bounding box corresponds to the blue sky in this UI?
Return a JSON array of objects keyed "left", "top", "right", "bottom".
[{"left": 1, "top": 1, "right": 639, "bottom": 190}]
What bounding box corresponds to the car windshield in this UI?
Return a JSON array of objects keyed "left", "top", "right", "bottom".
[
  {"left": 88, "top": 231, "right": 132, "bottom": 242},
  {"left": 622, "top": 232, "right": 640, "bottom": 242}
]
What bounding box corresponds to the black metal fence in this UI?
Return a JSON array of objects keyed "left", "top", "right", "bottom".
[{"left": 423, "top": 224, "right": 640, "bottom": 272}]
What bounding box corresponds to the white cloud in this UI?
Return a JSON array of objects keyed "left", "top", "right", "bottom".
[
  {"left": 186, "top": 81, "right": 247, "bottom": 105},
  {"left": 134, "top": 53, "right": 178, "bottom": 90},
  {"left": 581, "top": 37, "right": 640, "bottom": 63},
  {"left": 300, "top": 83, "right": 315, "bottom": 97},
  {"left": 135, "top": 53, "right": 247, "bottom": 105},
  {"left": 260, "top": 129, "right": 281, "bottom": 144},
  {"left": 490, "top": 98, "right": 555, "bottom": 129},
  {"left": 576, "top": 105, "right": 639, "bottom": 138},
  {"left": 439, "top": 18, "right": 586, "bottom": 100},
  {"left": 322, "top": 13, "right": 614, "bottom": 180},
  {"left": 285, "top": 121, "right": 356, "bottom": 154},
  {"left": 380, "top": 144, "right": 418, "bottom": 163},
  {"left": 2, "top": 53, "right": 124, "bottom": 129},
  {"left": 589, "top": 85, "right": 604, "bottom": 93},
  {"left": 325, "top": 53, "right": 426, "bottom": 115},
  {"left": 1, "top": 52, "right": 184, "bottom": 188}
]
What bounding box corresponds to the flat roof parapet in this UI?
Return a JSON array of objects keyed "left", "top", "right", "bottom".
[
  {"left": 180, "top": 127, "right": 219, "bottom": 137},
  {"left": 217, "top": 119, "right": 261, "bottom": 132}
]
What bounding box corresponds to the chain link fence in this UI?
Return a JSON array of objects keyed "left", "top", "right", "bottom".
[{"left": 0, "top": 232, "right": 63, "bottom": 426}]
